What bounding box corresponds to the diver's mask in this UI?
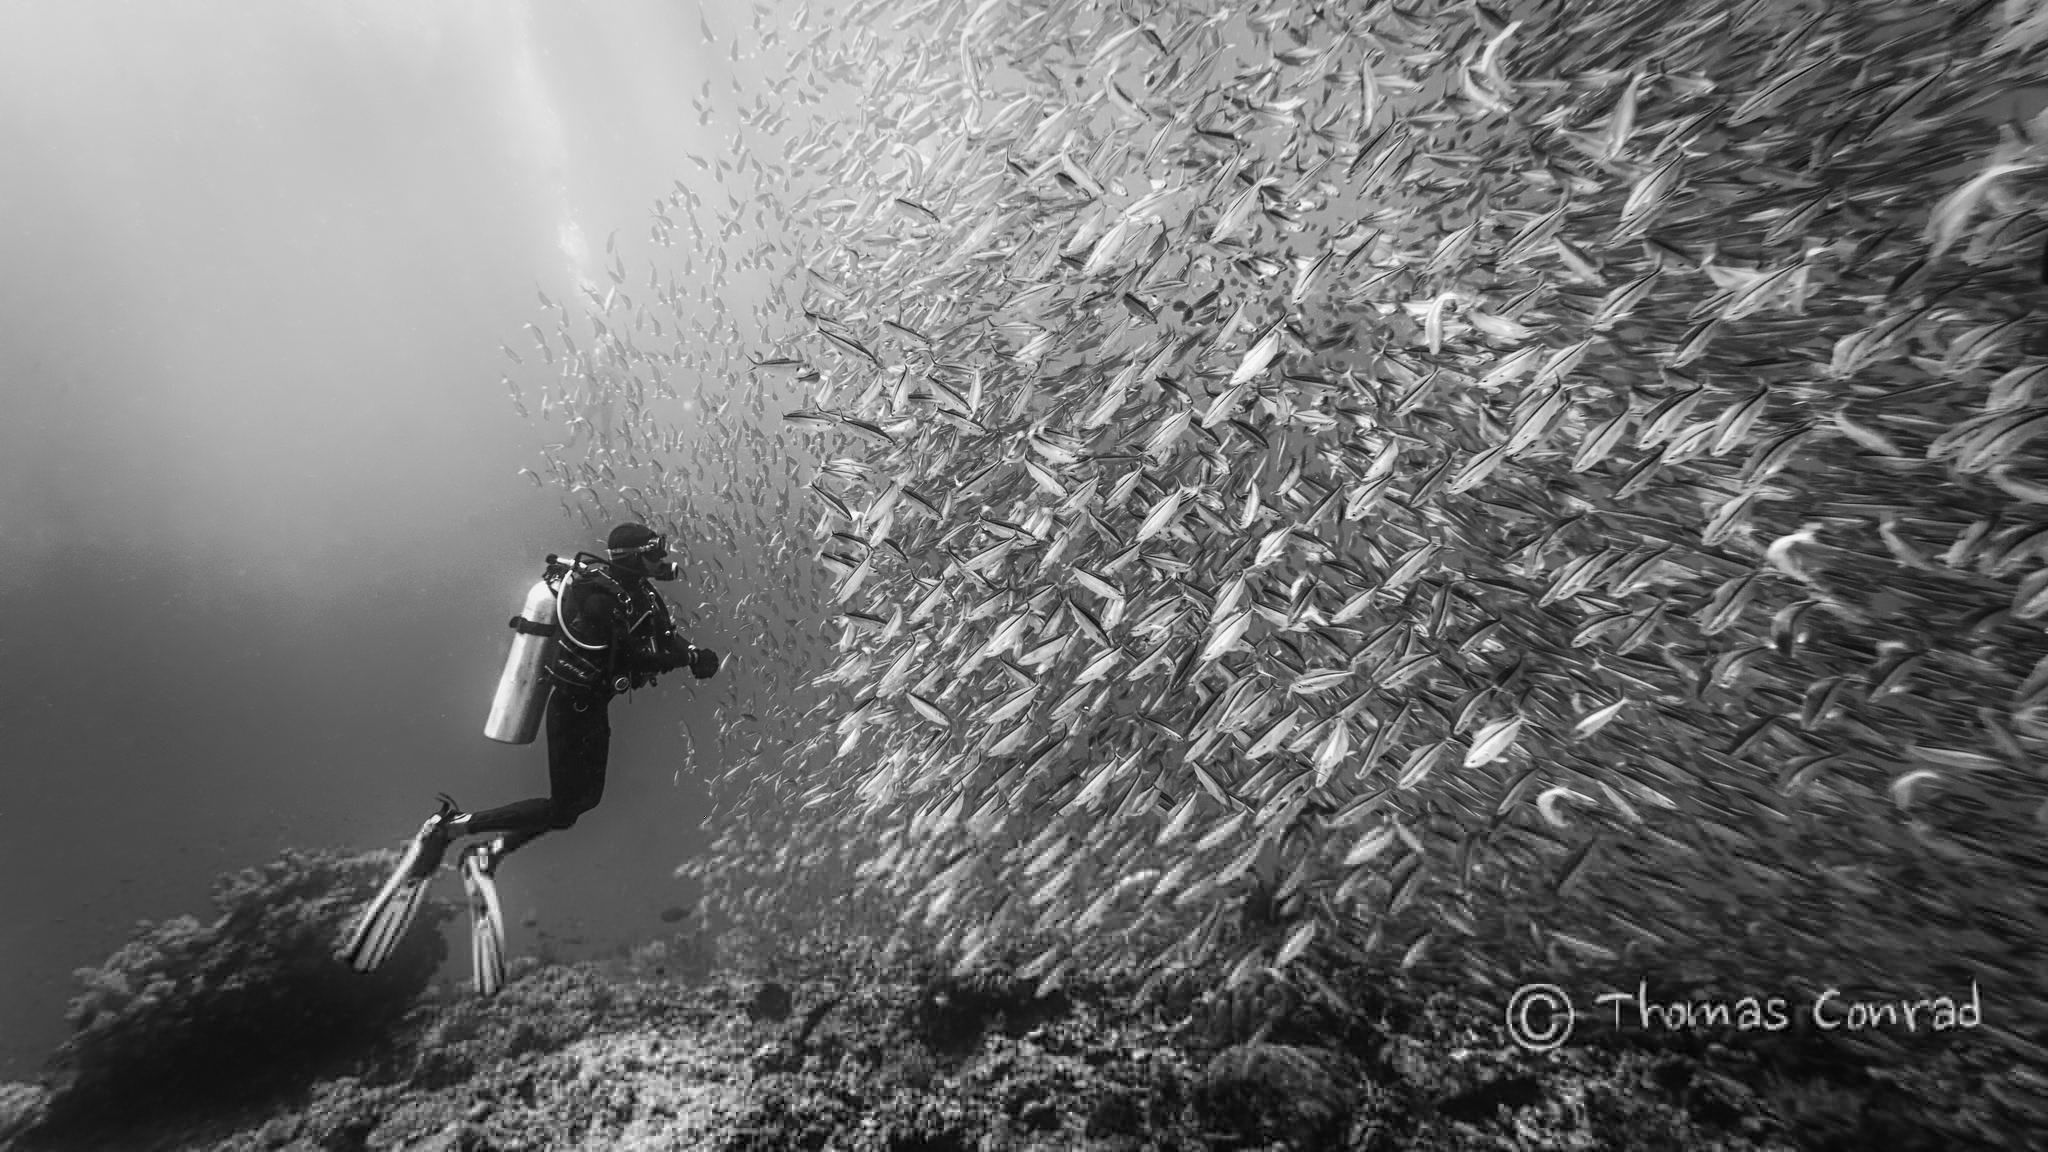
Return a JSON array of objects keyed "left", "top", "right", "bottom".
[{"left": 609, "top": 533, "right": 681, "bottom": 581}]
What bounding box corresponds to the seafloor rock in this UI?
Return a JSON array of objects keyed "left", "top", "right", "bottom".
[
  {"left": 747, "top": 981, "right": 793, "bottom": 1023},
  {"left": 3, "top": 893, "right": 2026, "bottom": 1151},
  {"left": 0, "top": 1083, "right": 49, "bottom": 1148},
  {"left": 23, "top": 848, "right": 452, "bottom": 1145}
]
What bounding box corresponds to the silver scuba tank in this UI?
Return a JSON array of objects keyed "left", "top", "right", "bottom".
[{"left": 484, "top": 577, "right": 561, "bottom": 744}]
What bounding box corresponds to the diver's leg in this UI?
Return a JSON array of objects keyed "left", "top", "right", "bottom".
[
  {"left": 448, "top": 687, "right": 586, "bottom": 847},
  {"left": 448, "top": 798, "right": 553, "bottom": 838},
  {"left": 457, "top": 687, "right": 610, "bottom": 864},
  {"left": 556, "top": 694, "right": 611, "bottom": 822}
]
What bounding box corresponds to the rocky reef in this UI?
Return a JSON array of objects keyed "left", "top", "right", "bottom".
[{"left": 0, "top": 847, "right": 2029, "bottom": 1152}]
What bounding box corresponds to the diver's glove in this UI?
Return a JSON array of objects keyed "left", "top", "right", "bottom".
[{"left": 687, "top": 645, "right": 720, "bottom": 680}]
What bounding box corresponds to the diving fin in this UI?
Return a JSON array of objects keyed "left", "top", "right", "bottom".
[
  {"left": 339, "top": 794, "right": 460, "bottom": 974},
  {"left": 459, "top": 839, "right": 507, "bottom": 997}
]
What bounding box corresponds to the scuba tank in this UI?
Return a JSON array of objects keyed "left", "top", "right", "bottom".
[{"left": 484, "top": 569, "right": 563, "bottom": 745}]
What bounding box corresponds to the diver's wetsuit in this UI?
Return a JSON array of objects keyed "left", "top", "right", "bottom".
[{"left": 457, "top": 567, "right": 698, "bottom": 859}]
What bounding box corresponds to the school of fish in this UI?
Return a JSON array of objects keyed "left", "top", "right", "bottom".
[{"left": 503, "top": 0, "right": 2048, "bottom": 1119}]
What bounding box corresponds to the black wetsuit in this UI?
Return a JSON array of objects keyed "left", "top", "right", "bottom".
[{"left": 460, "top": 566, "right": 699, "bottom": 859}]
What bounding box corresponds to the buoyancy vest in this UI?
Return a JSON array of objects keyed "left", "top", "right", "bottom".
[{"left": 542, "top": 555, "right": 678, "bottom": 696}]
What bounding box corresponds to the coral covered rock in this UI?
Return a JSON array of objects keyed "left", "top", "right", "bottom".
[{"left": 27, "top": 848, "right": 452, "bottom": 1142}]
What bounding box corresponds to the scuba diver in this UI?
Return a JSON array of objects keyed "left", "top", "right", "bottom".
[{"left": 339, "top": 522, "right": 719, "bottom": 995}]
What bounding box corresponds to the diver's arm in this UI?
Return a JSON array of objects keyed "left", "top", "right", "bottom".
[{"left": 656, "top": 630, "right": 720, "bottom": 679}]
